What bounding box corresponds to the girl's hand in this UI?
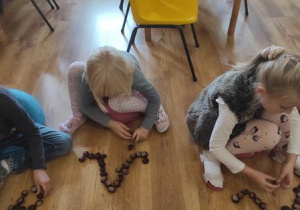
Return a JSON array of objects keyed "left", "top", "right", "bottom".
[
  {"left": 132, "top": 127, "right": 149, "bottom": 142},
  {"left": 251, "top": 170, "right": 280, "bottom": 192},
  {"left": 261, "top": 45, "right": 285, "bottom": 60},
  {"left": 277, "top": 162, "right": 294, "bottom": 189},
  {"left": 242, "top": 166, "right": 279, "bottom": 192},
  {"left": 33, "top": 169, "right": 51, "bottom": 196},
  {"left": 107, "top": 120, "right": 132, "bottom": 139},
  {"left": 277, "top": 153, "right": 298, "bottom": 189}
]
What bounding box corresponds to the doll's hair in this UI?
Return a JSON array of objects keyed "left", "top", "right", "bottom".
[
  {"left": 84, "top": 46, "right": 135, "bottom": 112},
  {"left": 236, "top": 52, "right": 300, "bottom": 99}
]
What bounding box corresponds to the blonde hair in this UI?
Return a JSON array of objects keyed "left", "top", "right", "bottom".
[
  {"left": 84, "top": 46, "right": 135, "bottom": 112},
  {"left": 236, "top": 52, "right": 300, "bottom": 99}
]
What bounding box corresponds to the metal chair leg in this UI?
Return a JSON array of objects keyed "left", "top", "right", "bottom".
[
  {"left": 0, "top": 0, "right": 3, "bottom": 14},
  {"left": 191, "top": 24, "right": 199, "bottom": 48},
  {"left": 46, "top": 0, "right": 55, "bottom": 9},
  {"left": 121, "top": 2, "right": 130, "bottom": 33},
  {"left": 244, "top": 0, "right": 249, "bottom": 16},
  {"left": 51, "top": 0, "right": 60, "bottom": 9},
  {"left": 127, "top": 26, "right": 139, "bottom": 52},
  {"left": 176, "top": 26, "right": 197, "bottom": 82},
  {"left": 119, "top": 0, "right": 124, "bottom": 11},
  {"left": 29, "top": 0, "right": 54, "bottom": 32}
]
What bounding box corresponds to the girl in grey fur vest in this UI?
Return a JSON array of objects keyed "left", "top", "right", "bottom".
[{"left": 186, "top": 46, "right": 300, "bottom": 192}]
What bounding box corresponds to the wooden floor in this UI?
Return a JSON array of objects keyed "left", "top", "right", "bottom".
[{"left": 0, "top": 0, "right": 300, "bottom": 209}]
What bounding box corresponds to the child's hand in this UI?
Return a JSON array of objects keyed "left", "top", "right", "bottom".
[
  {"left": 132, "top": 127, "right": 149, "bottom": 142},
  {"left": 277, "top": 161, "right": 295, "bottom": 189},
  {"left": 251, "top": 170, "right": 280, "bottom": 192},
  {"left": 261, "top": 45, "right": 285, "bottom": 60},
  {"left": 33, "top": 169, "right": 51, "bottom": 197},
  {"left": 107, "top": 120, "right": 132, "bottom": 139}
]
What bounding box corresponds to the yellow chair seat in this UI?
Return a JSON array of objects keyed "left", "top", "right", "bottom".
[{"left": 130, "top": 0, "right": 198, "bottom": 25}]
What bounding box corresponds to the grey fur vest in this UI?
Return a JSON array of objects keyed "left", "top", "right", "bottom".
[{"left": 186, "top": 68, "right": 263, "bottom": 149}]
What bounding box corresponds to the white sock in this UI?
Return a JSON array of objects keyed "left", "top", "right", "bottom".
[
  {"left": 1, "top": 159, "right": 10, "bottom": 174},
  {"left": 200, "top": 151, "right": 224, "bottom": 188}
]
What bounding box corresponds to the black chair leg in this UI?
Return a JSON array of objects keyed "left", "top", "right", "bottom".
[
  {"left": 0, "top": 0, "right": 3, "bottom": 14},
  {"left": 244, "top": 0, "right": 249, "bottom": 16},
  {"left": 29, "top": 0, "right": 54, "bottom": 32},
  {"left": 119, "top": 0, "right": 124, "bottom": 11},
  {"left": 121, "top": 2, "right": 130, "bottom": 33},
  {"left": 51, "top": 0, "right": 60, "bottom": 9},
  {"left": 127, "top": 26, "right": 139, "bottom": 52},
  {"left": 176, "top": 26, "right": 197, "bottom": 82},
  {"left": 191, "top": 24, "right": 199, "bottom": 48},
  {"left": 46, "top": 0, "right": 55, "bottom": 9}
]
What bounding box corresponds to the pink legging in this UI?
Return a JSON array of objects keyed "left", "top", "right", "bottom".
[
  {"left": 226, "top": 112, "right": 290, "bottom": 158},
  {"left": 67, "top": 61, "right": 144, "bottom": 124}
]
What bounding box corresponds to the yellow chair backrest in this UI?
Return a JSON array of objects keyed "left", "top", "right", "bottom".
[{"left": 130, "top": 0, "right": 198, "bottom": 25}]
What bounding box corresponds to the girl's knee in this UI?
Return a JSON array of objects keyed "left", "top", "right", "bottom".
[
  {"left": 253, "top": 120, "right": 281, "bottom": 148},
  {"left": 58, "top": 133, "right": 72, "bottom": 154},
  {"left": 68, "top": 61, "right": 86, "bottom": 76}
]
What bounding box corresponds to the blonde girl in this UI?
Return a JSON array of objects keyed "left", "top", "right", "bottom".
[
  {"left": 186, "top": 46, "right": 300, "bottom": 192},
  {"left": 59, "top": 46, "right": 169, "bottom": 141}
]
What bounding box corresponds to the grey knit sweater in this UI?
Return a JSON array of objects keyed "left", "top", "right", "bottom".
[{"left": 186, "top": 67, "right": 264, "bottom": 149}]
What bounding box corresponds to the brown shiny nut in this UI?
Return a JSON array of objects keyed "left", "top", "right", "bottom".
[
  {"left": 236, "top": 193, "right": 243, "bottom": 199},
  {"left": 88, "top": 153, "right": 95, "bottom": 159},
  {"left": 117, "top": 174, "right": 124, "bottom": 181},
  {"left": 141, "top": 151, "right": 148, "bottom": 158},
  {"left": 122, "top": 169, "right": 129, "bottom": 175},
  {"left": 99, "top": 158, "right": 105, "bottom": 167},
  {"left": 297, "top": 192, "right": 300, "bottom": 198},
  {"left": 8, "top": 205, "right": 14, "bottom": 210},
  {"left": 113, "top": 180, "right": 121, "bottom": 187},
  {"left": 248, "top": 192, "right": 256, "bottom": 199},
  {"left": 295, "top": 198, "right": 300, "bottom": 205},
  {"left": 259, "top": 202, "right": 267, "bottom": 209},
  {"left": 128, "top": 143, "right": 134, "bottom": 150},
  {"left": 28, "top": 205, "right": 37, "bottom": 210},
  {"left": 130, "top": 153, "right": 136, "bottom": 159},
  {"left": 30, "top": 185, "right": 37, "bottom": 193},
  {"left": 105, "top": 180, "right": 112, "bottom": 187},
  {"left": 254, "top": 198, "right": 262, "bottom": 205},
  {"left": 78, "top": 156, "right": 86, "bottom": 162},
  {"left": 294, "top": 187, "right": 300, "bottom": 193},
  {"left": 142, "top": 158, "right": 149, "bottom": 164},
  {"left": 100, "top": 154, "right": 107, "bottom": 158},
  {"left": 122, "top": 168, "right": 129, "bottom": 175},
  {"left": 36, "top": 192, "right": 44, "bottom": 199},
  {"left": 21, "top": 190, "right": 28, "bottom": 197},
  {"left": 95, "top": 153, "right": 101, "bottom": 159},
  {"left": 115, "top": 167, "right": 122, "bottom": 173},
  {"left": 108, "top": 186, "right": 116, "bottom": 193},
  {"left": 100, "top": 167, "right": 106, "bottom": 172},
  {"left": 83, "top": 151, "right": 90, "bottom": 157},
  {"left": 126, "top": 157, "right": 134, "bottom": 164},
  {"left": 136, "top": 151, "right": 142, "bottom": 157},
  {"left": 16, "top": 196, "right": 24, "bottom": 205},
  {"left": 100, "top": 172, "right": 108, "bottom": 177},
  {"left": 122, "top": 162, "right": 130, "bottom": 169},
  {"left": 241, "top": 189, "right": 249, "bottom": 195},
  {"left": 231, "top": 195, "right": 239, "bottom": 203},
  {"left": 101, "top": 176, "right": 107, "bottom": 183},
  {"left": 35, "top": 199, "right": 44, "bottom": 207},
  {"left": 292, "top": 203, "right": 300, "bottom": 209},
  {"left": 281, "top": 206, "right": 292, "bottom": 210}
]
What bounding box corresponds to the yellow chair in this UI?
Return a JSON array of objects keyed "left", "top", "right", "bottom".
[{"left": 123, "top": 0, "right": 200, "bottom": 81}]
